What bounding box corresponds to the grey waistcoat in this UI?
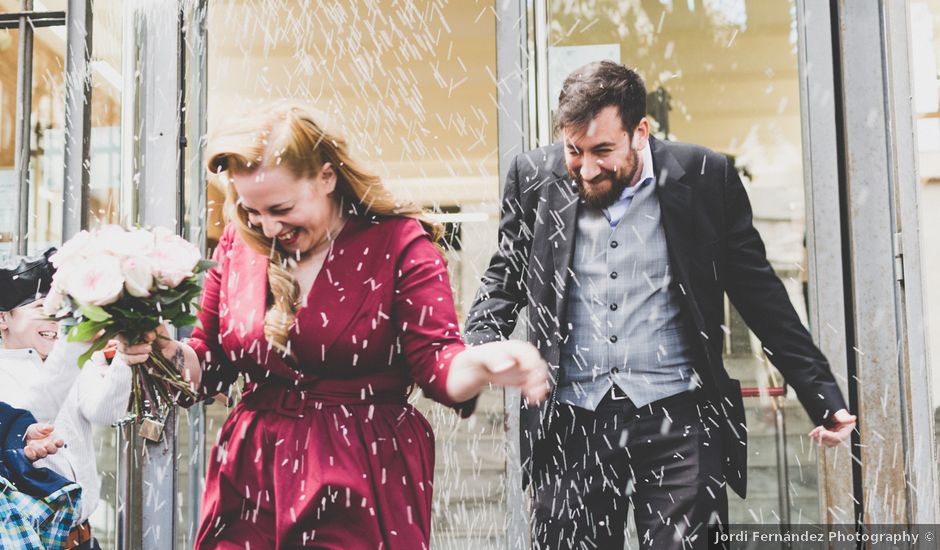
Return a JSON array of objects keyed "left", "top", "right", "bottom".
[{"left": 556, "top": 180, "right": 698, "bottom": 410}]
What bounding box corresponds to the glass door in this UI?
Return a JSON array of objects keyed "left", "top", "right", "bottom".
[
  {"left": 2, "top": 1, "right": 126, "bottom": 547},
  {"left": 528, "top": 0, "right": 824, "bottom": 534}
]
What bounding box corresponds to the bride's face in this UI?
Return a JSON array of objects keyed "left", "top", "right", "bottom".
[{"left": 232, "top": 163, "right": 338, "bottom": 257}]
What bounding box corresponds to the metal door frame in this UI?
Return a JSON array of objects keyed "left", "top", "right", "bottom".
[{"left": 496, "top": 0, "right": 939, "bottom": 539}]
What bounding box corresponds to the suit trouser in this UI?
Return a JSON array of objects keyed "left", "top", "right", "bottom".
[{"left": 531, "top": 389, "right": 728, "bottom": 550}]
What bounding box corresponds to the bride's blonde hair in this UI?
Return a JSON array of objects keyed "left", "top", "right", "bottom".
[{"left": 206, "top": 101, "right": 442, "bottom": 355}]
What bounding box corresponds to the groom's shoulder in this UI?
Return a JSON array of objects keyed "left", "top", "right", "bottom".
[
  {"left": 656, "top": 138, "right": 728, "bottom": 173},
  {"left": 512, "top": 142, "right": 565, "bottom": 176}
]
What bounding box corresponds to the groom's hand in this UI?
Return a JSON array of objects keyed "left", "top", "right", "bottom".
[
  {"left": 808, "top": 408, "right": 857, "bottom": 447},
  {"left": 467, "top": 341, "right": 550, "bottom": 405}
]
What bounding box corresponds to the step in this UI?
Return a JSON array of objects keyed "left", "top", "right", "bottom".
[
  {"left": 431, "top": 534, "right": 504, "bottom": 550},
  {"left": 431, "top": 499, "right": 507, "bottom": 535}
]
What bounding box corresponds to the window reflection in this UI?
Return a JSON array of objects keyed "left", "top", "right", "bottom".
[
  {"left": 0, "top": 27, "right": 21, "bottom": 254},
  {"left": 204, "top": 1, "right": 500, "bottom": 546}
]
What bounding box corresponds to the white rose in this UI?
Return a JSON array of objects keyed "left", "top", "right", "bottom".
[
  {"left": 150, "top": 228, "right": 201, "bottom": 288},
  {"left": 98, "top": 226, "right": 155, "bottom": 259},
  {"left": 122, "top": 255, "right": 154, "bottom": 297},
  {"left": 50, "top": 230, "right": 93, "bottom": 267},
  {"left": 42, "top": 289, "right": 66, "bottom": 317},
  {"left": 51, "top": 261, "right": 73, "bottom": 294},
  {"left": 64, "top": 254, "right": 125, "bottom": 306}
]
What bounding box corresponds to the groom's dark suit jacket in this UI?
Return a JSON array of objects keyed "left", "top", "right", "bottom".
[{"left": 464, "top": 137, "right": 848, "bottom": 498}]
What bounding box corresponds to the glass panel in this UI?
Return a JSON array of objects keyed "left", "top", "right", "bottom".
[
  {"left": 27, "top": 27, "right": 66, "bottom": 254},
  {"left": 205, "top": 0, "right": 501, "bottom": 545},
  {"left": 2, "top": 5, "right": 124, "bottom": 546},
  {"left": 87, "top": 0, "right": 123, "bottom": 229},
  {"left": 909, "top": 0, "right": 940, "bottom": 499},
  {"left": 84, "top": 1, "right": 124, "bottom": 548},
  {"left": 3, "top": 4, "right": 129, "bottom": 547},
  {"left": 0, "top": 26, "right": 18, "bottom": 255},
  {"left": 545, "top": 0, "right": 819, "bottom": 532}
]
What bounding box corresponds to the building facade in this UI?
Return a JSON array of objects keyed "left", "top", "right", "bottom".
[{"left": 1, "top": 0, "right": 939, "bottom": 547}]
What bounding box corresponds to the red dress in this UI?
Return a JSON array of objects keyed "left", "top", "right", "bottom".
[{"left": 187, "top": 216, "right": 474, "bottom": 549}]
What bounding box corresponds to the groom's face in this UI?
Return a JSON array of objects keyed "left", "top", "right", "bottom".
[
  {"left": 563, "top": 106, "right": 648, "bottom": 209},
  {"left": 0, "top": 300, "right": 58, "bottom": 360}
]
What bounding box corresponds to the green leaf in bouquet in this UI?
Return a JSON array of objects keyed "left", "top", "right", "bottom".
[
  {"left": 154, "top": 287, "right": 182, "bottom": 299},
  {"left": 195, "top": 259, "right": 217, "bottom": 273},
  {"left": 156, "top": 290, "right": 188, "bottom": 306},
  {"left": 76, "top": 335, "right": 111, "bottom": 369},
  {"left": 109, "top": 305, "right": 146, "bottom": 321},
  {"left": 118, "top": 320, "right": 159, "bottom": 340},
  {"left": 180, "top": 295, "right": 202, "bottom": 310},
  {"left": 79, "top": 304, "right": 112, "bottom": 322},
  {"left": 171, "top": 314, "right": 199, "bottom": 328},
  {"left": 160, "top": 312, "right": 186, "bottom": 328},
  {"left": 68, "top": 319, "right": 112, "bottom": 342},
  {"left": 176, "top": 282, "right": 199, "bottom": 297}
]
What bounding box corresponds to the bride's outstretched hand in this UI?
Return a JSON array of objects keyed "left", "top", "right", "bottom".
[
  {"left": 448, "top": 341, "right": 550, "bottom": 405},
  {"left": 479, "top": 340, "right": 550, "bottom": 404}
]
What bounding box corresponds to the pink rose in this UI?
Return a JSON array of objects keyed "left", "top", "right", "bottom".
[
  {"left": 100, "top": 226, "right": 155, "bottom": 258},
  {"left": 63, "top": 255, "right": 125, "bottom": 306},
  {"left": 150, "top": 228, "right": 201, "bottom": 288},
  {"left": 50, "top": 230, "right": 93, "bottom": 268}
]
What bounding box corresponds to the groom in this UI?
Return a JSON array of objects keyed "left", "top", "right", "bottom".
[{"left": 464, "top": 61, "right": 855, "bottom": 549}]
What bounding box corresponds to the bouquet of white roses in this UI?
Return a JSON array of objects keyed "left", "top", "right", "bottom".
[{"left": 43, "top": 225, "right": 213, "bottom": 440}]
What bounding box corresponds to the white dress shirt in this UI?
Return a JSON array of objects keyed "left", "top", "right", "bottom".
[{"left": 602, "top": 142, "right": 656, "bottom": 228}]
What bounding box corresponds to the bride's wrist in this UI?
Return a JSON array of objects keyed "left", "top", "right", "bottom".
[
  {"left": 447, "top": 348, "right": 488, "bottom": 401},
  {"left": 155, "top": 338, "right": 182, "bottom": 363}
]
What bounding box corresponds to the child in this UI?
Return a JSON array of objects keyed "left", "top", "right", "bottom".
[{"left": 0, "top": 249, "right": 131, "bottom": 550}]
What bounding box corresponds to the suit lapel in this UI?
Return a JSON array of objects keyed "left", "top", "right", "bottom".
[
  {"left": 548, "top": 155, "right": 580, "bottom": 323},
  {"left": 651, "top": 137, "right": 695, "bottom": 295}
]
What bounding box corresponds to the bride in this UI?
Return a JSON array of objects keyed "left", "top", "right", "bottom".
[{"left": 117, "top": 101, "right": 548, "bottom": 549}]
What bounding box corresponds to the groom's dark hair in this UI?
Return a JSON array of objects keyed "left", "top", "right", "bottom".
[{"left": 554, "top": 60, "right": 647, "bottom": 137}]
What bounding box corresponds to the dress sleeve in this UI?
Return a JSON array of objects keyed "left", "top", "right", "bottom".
[
  {"left": 393, "top": 222, "right": 477, "bottom": 418},
  {"left": 181, "top": 224, "right": 240, "bottom": 406}
]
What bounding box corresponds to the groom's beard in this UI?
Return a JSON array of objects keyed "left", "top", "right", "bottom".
[{"left": 570, "top": 153, "right": 639, "bottom": 210}]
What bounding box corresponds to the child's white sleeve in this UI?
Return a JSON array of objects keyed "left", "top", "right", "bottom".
[
  {"left": 32, "top": 337, "right": 89, "bottom": 420},
  {"left": 75, "top": 352, "right": 133, "bottom": 426}
]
